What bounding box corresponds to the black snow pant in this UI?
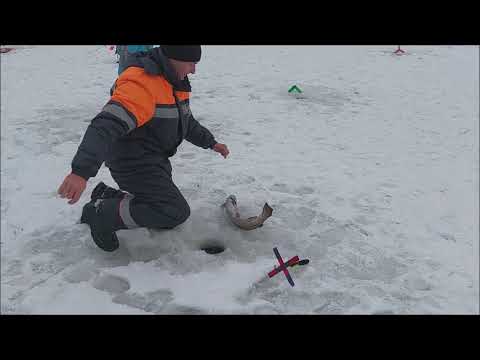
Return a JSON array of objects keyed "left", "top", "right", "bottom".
[{"left": 102, "top": 160, "right": 191, "bottom": 230}]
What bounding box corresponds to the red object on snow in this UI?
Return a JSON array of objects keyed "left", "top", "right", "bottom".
[
  {"left": 0, "top": 48, "right": 14, "bottom": 53},
  {"left": 268, "top": 247, "right": 299, "bottom": 287},
  {"left": 394, "top": 46, "right": 405, "bottom": 55},
  {"left": 268, "top": 255, "right": 300, "bottom": 279}
]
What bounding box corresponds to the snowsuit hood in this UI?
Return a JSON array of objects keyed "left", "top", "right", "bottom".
[{"left": 124, "top": 47, "right": 192, "bottom": 93}]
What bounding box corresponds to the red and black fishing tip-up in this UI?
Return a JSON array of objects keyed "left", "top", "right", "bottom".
[{"left": 268, "top": 247, "right": 309, "bottom": 287}]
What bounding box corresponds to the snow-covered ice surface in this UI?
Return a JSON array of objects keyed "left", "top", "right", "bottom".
[{"left": 1, "top": 45, "right": 478, "bottom": 314}]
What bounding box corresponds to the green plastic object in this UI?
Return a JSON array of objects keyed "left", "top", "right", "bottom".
[{"left": 288, "top": 85, "right": 302, "bottom": 93}]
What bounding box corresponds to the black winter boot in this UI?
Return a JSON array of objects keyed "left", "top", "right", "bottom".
[
  {"left": 80, "top": 197, "right": 127, "bottom": 252},
  {"left": 91, "top": 182, "right": 126, "bottom": 202}
]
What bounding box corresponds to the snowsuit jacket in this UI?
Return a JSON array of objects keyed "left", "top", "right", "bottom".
[{"left": 71, "top": 48, "right": 217, "bottom": 181}]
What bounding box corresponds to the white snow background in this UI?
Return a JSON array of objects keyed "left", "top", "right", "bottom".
[{"left": 1, "top": 45, "right": 478, "bottom": 314}]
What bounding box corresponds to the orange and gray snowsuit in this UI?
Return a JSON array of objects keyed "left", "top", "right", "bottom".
[{"left": 71, "top": 48, "right": 216, "bottom": 230}]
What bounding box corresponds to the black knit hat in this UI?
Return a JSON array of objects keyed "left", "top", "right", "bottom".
[{"left": 161, "top": 45, "right": 201, "bottom": 62}]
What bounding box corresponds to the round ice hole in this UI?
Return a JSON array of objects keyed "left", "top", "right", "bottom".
[{"left": 201, "top": 245, "right": 225, "bottom": 254}]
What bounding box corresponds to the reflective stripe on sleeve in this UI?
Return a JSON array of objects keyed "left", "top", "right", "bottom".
[{"left": 102, "top": 103, "right": 137, "bottom": 131}]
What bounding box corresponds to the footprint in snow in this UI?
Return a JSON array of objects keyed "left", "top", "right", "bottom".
[
  {"left": 63, "top": 262, "right": 99, "bottom": 284},
  {"left": 113, "top": 289, "right": 174, "bottom": 313},
  {"left": 160, "top": 304, "right": 208, "bottom": 315},
  {"left": 92, "top": 274, "right": 131, "bottom": 294}
]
